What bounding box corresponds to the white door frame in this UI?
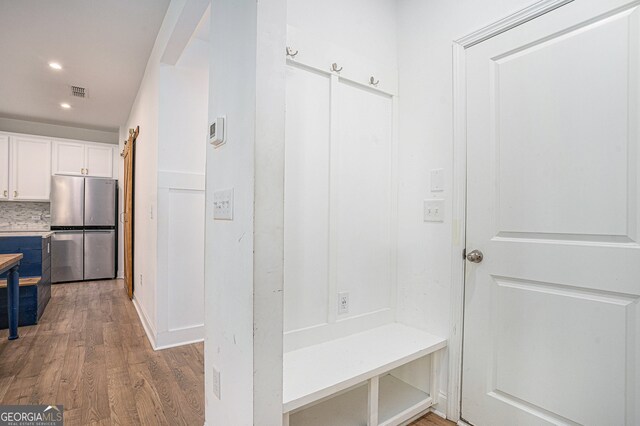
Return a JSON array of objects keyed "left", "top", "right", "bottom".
[{"left": 446, "top": 0, "right": 575, "bottom": 422}]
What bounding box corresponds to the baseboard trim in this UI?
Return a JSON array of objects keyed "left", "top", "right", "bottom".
[
  {"left": 431, "top": 405, "right": 447, "bottom": 420},
  {"left": 156, "top": 337, "right": 205, "bottom": 351},
  {"left": 434, "top": 390, "right": 448, "bottom": 417},
  {"left": 155, "top": 324, "right": 205, "bottom": 350},
  {"left": 132, "top": 297, "right": 204, "bottom": 351},
  {"left": 132, "top": 296, "right": 158, "bottom": 349}
]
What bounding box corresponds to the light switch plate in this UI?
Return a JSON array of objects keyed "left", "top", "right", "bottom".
[
  {"left": 212, "top": 366, "right": 221, "bottom": 399},
  {"left": 430, "top": 169, "right": 444, "bottom": 192},
  {"left": 213, "top": 189, "right": 234, "bottom": 220},
  {"left": 424, "top": 199, "right": 444, "bottom": 222}
]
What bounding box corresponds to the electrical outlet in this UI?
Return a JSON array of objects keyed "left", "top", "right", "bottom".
[
  {"left": 139, "top": 274, "right": 143, "bottom": 287},
  {"left": 213, "top": 189, "right": 234, "bottom": 220},
  {"left": 338, "top": 292, "right": 349, "bottom": 315},
  {"left": 424, "top": 199, "right": 444, "bottom": 222},
  {"left": 430, "top": 168, "right": 444, "bottom": 192},
  {"left": 212, "top": 366, "right": 221, "bottom": 399}
]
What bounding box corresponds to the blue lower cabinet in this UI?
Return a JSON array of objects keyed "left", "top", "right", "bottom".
[
  {"left": 0, "top": 285, "right": 38, "bottom": 328},
  {"left": 0, "top": 235, "right": 52, "bottom": 329}
]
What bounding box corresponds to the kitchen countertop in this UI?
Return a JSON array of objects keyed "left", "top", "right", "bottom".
[
  {"left": 0, "top": 230, "right": 54, "bottom": 238},
  {"left": 0, "top": 253, "right": 23, "bottom": 271}
]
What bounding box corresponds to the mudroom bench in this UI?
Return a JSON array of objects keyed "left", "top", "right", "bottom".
[{"left": 283, "top": 323, "right": 447, "bottom": 426}]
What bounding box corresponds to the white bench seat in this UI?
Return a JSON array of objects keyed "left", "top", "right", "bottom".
[{"left": 283, "top": 322, "right": 447, "bottom": 416}]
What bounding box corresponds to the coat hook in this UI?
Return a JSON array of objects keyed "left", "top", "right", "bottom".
[
  {"left": 331, "top": 63, "right": 343, "bottom": 73},
  {"left": 369, "top": 76, "right": 379, "bottom": 86},
  {"left": 286, "top": 46, "right": 298, "bottom": 58}
]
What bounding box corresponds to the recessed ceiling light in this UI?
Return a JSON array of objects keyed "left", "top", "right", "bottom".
[
  {"left": 60, "top": 103, "right": 71, "bottom": 109},
  {"left": 49, "top": 62, "right": 62, "bottom": 70}
]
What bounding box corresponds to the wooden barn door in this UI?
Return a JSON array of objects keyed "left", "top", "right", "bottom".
[{"left": 121, "top": 127, "right": 138, "bottom": 299}]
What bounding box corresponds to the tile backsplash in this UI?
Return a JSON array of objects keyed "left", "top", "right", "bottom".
[{"left": 0, "top": 202, "right": 51, "bottom": 230}]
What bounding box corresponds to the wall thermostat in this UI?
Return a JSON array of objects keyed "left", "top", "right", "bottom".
[{"left": 209, "top": 116, "right": 226, "bottom": 147}]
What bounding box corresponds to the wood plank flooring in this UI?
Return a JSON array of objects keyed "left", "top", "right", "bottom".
[
  {"left": 411, "top": 412, "right": 457, "bottom": 426},
  {"left": 0, "top": 279, "right": 455, "bottom": 426},
  {"left": 0, "top": 280, "right": 204, "bottom": 426}
]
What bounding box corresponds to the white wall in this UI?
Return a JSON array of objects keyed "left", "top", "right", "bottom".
[
  {"left": 284, "top": 0, "right": 398, "bottom": 351},
  {"left": 287, "top": 0, "right": 397, "bottom": 66},
  {"left": 119, "top": 0, "right": 209, "bottom": 350},
  {"left": 119, "top": 25, "right": 162, "bottom": 333},
  {"left": 396, "top": 0, "right": 542, "bottom": 412},
  {"left": 158, "top": 37, "right": 209, "bottom": 173},
  {"left": 0, "top": 116, "right": 118, "bottom": 144},
  {"left": 156, "top": 35, "right": 208, "bottom": 348},
  {"left": 204, "top": 0, "right": 286, "bottom": 424}
]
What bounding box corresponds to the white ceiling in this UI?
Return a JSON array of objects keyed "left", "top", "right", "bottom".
[{"left": 0, "top": 0, "right": 170, "bottom": 132}]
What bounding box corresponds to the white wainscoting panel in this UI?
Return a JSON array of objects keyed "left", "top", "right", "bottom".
[
  {"left": 335, "top": 80, "right": 394, "bottom": 319},
  {"left": 156, "top": 170, "right": 205, "bottom": 349},
  {"left": 284, "top": 61, "right": 397, "bottom": 350},
  {"left": 284, "top": 65, "right": 331, "bottom": 332}
]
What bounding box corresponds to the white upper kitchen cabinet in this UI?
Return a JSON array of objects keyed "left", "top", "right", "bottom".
[
  {"left": 52, "top": 140, "right": 114, "bottom": 178},
  {"left": 52, "top": 140, "right": 85, "bottom": 176},
  {"left": 0, "top": 135, "right": 8, "bottom": 200},
  {"left": 85, "top": 144, "right": 114, "bottom": 177},
  {"left": 10, "top": 136, "right": 51, "bottom": 201}
]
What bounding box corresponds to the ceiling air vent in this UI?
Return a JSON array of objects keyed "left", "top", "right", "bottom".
[{"left": 71, "top": 86, "right": 87, "bottom": 98}]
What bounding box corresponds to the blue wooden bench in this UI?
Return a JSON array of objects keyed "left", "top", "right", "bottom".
[{"left": 0, "top": 235, "right": 51, "bottom": 328}]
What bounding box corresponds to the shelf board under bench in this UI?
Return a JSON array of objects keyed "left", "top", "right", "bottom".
[{"left": 289, "top": 374, "right": 435, "bottom": 426}]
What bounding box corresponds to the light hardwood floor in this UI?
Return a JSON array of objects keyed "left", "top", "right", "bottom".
[
  {"left": 0, "top": 279, "right": 454, "bottom": 426},
  {"left": 411, "top": 413, "right": 456, "bottom": 426},
  {"left": 0, "top": 280, "right": 204, "bottom": 425}
]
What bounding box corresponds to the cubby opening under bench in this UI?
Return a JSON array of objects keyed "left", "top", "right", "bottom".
[{"left": 283, "top": 323, "right": 447, "bottom": 426}]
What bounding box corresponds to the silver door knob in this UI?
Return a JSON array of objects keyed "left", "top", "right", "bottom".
[{"left": 466, "top": 249, "right": 483, "bottom": 263}]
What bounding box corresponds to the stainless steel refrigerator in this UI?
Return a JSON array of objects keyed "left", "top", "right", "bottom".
[{"left": 50, "top": 176, "right": 117, "bottom": 283}]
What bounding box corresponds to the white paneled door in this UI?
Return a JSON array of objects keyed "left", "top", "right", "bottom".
[{"left": 462, "top": 1, "right": 640, "bottom": 425}]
